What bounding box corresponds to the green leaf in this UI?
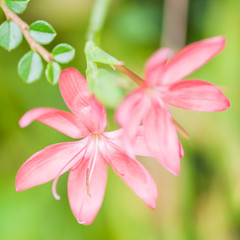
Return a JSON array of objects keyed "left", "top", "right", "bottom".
[
  {"left": 45, "top": 62, "right": 61, "bottom": 85},
  {"left": 86, "top": 61, "right": 98, "bottom": 93},
  {"left": 0, "top": 20, "right": 22, "bottom": 51},
  {"left": 52, "top": 44, "right": 75, "bottom": 64},
  {"left": 93, "top": 68, "right": 127, "bottom": 109},
  {"left": 4, "top": 0, "right": 29, "bottom": 14},
  {"left": 29, "top": 20, "right": 56, "bottom": 45},
  {"left": 18, "top": 51, "right": 43, "bottom": 83},
  {"left": 85, "top": 41, "right": 119, "bottom": 65}
]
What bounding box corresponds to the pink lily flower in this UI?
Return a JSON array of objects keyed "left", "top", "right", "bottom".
[
  {"left": 16, "top": 68, "right": 158, "bottom": 225},
  {"left": 116, "top": 36, "right": 230, "bottom": 176}
]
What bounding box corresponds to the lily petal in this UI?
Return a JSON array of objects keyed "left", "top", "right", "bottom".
[
  {"left": 162, "top": 36, "right": 226, "bottom": 85},
  {"left": 59, "top": 68, "right": 90, "bottom": 116},
  {"left": 16, "top": 140, "right": 86, "bottom": 191},
  {"left": 86, "top": 95, "right": 107, "bottom": 134},
  {"left": 145, "top": 48, "right": 173, "bottom": 85},
  {"left": 163, "top": 79, "right": 230, "bottom": 111},
  {"left": 115, "top": 88, "right": 150, "bottom": 158},
  {"left": 143, "top": 100, "right": 180, "bottom": 175},
  {"left": 179, "top": 141, "right": 184, "bottom": 158},
  {"left": 104, "top": 128, "right": 153, "bottom": 157},
  {"left": 68, "top": 153, "right": 107, "bottom": 225},
  {"left": 19, "top": 107, "right": 89, "bottom": 138},
  {"left": 103, "top": 140, "right": 158, "bottom": 209}
]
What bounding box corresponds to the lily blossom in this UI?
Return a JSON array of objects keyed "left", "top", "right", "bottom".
[
  {"left": 16, "top": 68, "right": 158, "bottom": 225},
  {"left": 116, "top": 36, "right": 230, "bottom": 176}
]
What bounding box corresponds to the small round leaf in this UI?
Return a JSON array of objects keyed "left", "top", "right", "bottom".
[
  {"left": 45, "top": 62, "right": 61, "bottom": 85},
  {"left": 29, "top": 20, "right": 56, "bottom": 45},
  {"left": 18, "top": 51, "right": 43, "bottom": 83},
  {"left": 4, "top": 0, "right": 29, "bottom": 14},
  {"left": 0, "top": 20, "right": 23, "bottom": 51},
  {"left": 52, "top": 43, "right": 75, "bottom": 64}
]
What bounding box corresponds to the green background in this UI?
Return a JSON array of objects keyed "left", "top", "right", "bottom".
[{"left": 0, "top": 0, "right": 239, "bottom": 239}]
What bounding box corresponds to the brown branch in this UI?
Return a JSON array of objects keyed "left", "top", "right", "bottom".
[
  {"left": 1, "top": 1, "right": 52, "bottom": 62},
  {"left": 114, "top": 64, "right": 144, "bottom": 86},
  {"left": 114, "top": 63, "right": 190, "bottom": 139}
]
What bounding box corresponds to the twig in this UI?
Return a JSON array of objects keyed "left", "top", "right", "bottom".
[
  {"left": 114, "top": 64, "right": 144, "bottom": 86},
  {"left": 1, "top": 1, "right": 52, "bottom": 62}
]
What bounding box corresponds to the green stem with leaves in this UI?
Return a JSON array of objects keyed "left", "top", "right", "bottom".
[
  {"left": 1, "top": 1, "right": 52, "bottom": 62},
  {"left": 85, "top": 0, "right": 144, "bottom": 86}
]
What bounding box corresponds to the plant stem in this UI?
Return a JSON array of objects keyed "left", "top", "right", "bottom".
[
  {"left": 86, "top": 0, "right": 112, "bottom": 43},
  {"left": 1, "top": 1, "right": 52, "bottom": 62},
  {"left": 114, "top": 64, "right": 144, "bottom": 86}
]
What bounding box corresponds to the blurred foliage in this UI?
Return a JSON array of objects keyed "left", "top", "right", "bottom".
[{"left": 0, "top": 0, "right": 240, "bottom": 239}]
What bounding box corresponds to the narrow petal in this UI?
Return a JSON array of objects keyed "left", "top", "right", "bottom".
[
  {"left": 86, "top": 95, "right": 107, "bottom": 134},
  {"left": 115, "top": 88, "right": 151, "bottom": 158},
  {"left": 102, "top": 139, "right": 158, "bottom": 209},
  {"left": 68, "top": 153, "right": 107, "bottom": 225},
  {"left": 104, "top": 128, "right": 153, "bottom": 157},
  {"left": 162, "top": 79, "right": 230, "bottom": 111},
  {"left": 16, "top": 140, "right": 87, "bottom": 191},
  {"left": 19, "top": 107, "right": 89, "bottom": 138},
  {"left": 59, "top": 68, "right": 90, "bottom": 116},
  {"left": 144, "top": 48, "right": 173, "bottom": 85},
  {"left": 179, "top": 141, "right": 184, "bottom": 159},
  {"left": 143, "top": 100, "right": 180, "bottom": 175},
  {"left": 162, "top": 36, "right": 226, "bottom": 85},
  {"left": 116, "top": 88, "right": 144, "bottom": 127}
]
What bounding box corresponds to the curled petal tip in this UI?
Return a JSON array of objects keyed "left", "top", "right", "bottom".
[
  {"left": 77, "top": 219, "right": 86, "bottom": 225},
  {"left": 52, "top": 182, "right": 61, "bottom": 200}
]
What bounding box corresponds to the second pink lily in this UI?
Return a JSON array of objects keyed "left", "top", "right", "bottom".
[{"left": 116, "top": 36, "right": 230, "bottom": 176}]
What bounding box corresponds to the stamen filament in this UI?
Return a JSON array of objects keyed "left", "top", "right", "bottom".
[
  {"left": 85, "top": 135, "right": 99, "bottom": 197},
  {"left": 52, "top": 144, "right": 87, "bottom": 200}
]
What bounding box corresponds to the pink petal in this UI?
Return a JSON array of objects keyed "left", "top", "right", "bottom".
[
  {"left": 68, "top": 153, "right": 107, "bottom": 225},
  {"left": 162, "top": 36, "right": 226, "bottom": 85},
  {"left": 16, "top": 140, "right": 87, "bottom": 191},
  {"left": 19, "top": 107, "right": 89, "bottom": 139},
  {"left": 86, "top": 95, "right": 107, "bottom": 134},
  {"left": 104, "top": 128, "right": 153, "bottom": 157},
  {"left": 179, "top": 141, "right": 184, "bottom": 158},
  {"left": 102, "top": 140, "right": 158, "bottom": 209},
  {"left": 143, "top": 99, "right": 180, "bottom": 175},
  {"left": 59, "top": 68, "right": 90, "bottom": 117},
  {"left": 115, "top": 88, "right": 151, "bottom": 158},
  {"left": 162, "top": 79, "right": 230, "bottom": 111},
  {"left": 144, "top": 48, "right": 173, "bottom": 85}
]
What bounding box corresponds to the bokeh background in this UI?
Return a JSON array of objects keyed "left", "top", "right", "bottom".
[{"left": 0, "top": 0, "right": 239, "bottom": 239}]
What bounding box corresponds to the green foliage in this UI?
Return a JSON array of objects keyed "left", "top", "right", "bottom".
[
  {"left": 4, "top": 0, "right": 29, "bottom": 14},
  {"left": 45, "top": 61, "right": 61, "bottom": 85},
  {"left": 52, "top": 43, "right": 75, "bottom": 64},
  {"left": 86, "top": 61, "right": 99, "bottom": 93},
  {"left": 29, "top": 20, "right": 56, "bottom": 45},
  {"left": 93, "top": 68, "right": 126, "bottom": 109},
  {"left": 18, "top": 50, "right": 43, "bottom": 83},
  {"left": 85, "top": 41, "right": 119, "bottom": 65},
  {"left": 0, "top": 20, "right": 22, "bottom": 51}
]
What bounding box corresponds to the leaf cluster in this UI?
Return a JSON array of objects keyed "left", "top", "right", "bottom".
[{"left": 0, "top": 0, "right": 75, "bottom": 85}]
